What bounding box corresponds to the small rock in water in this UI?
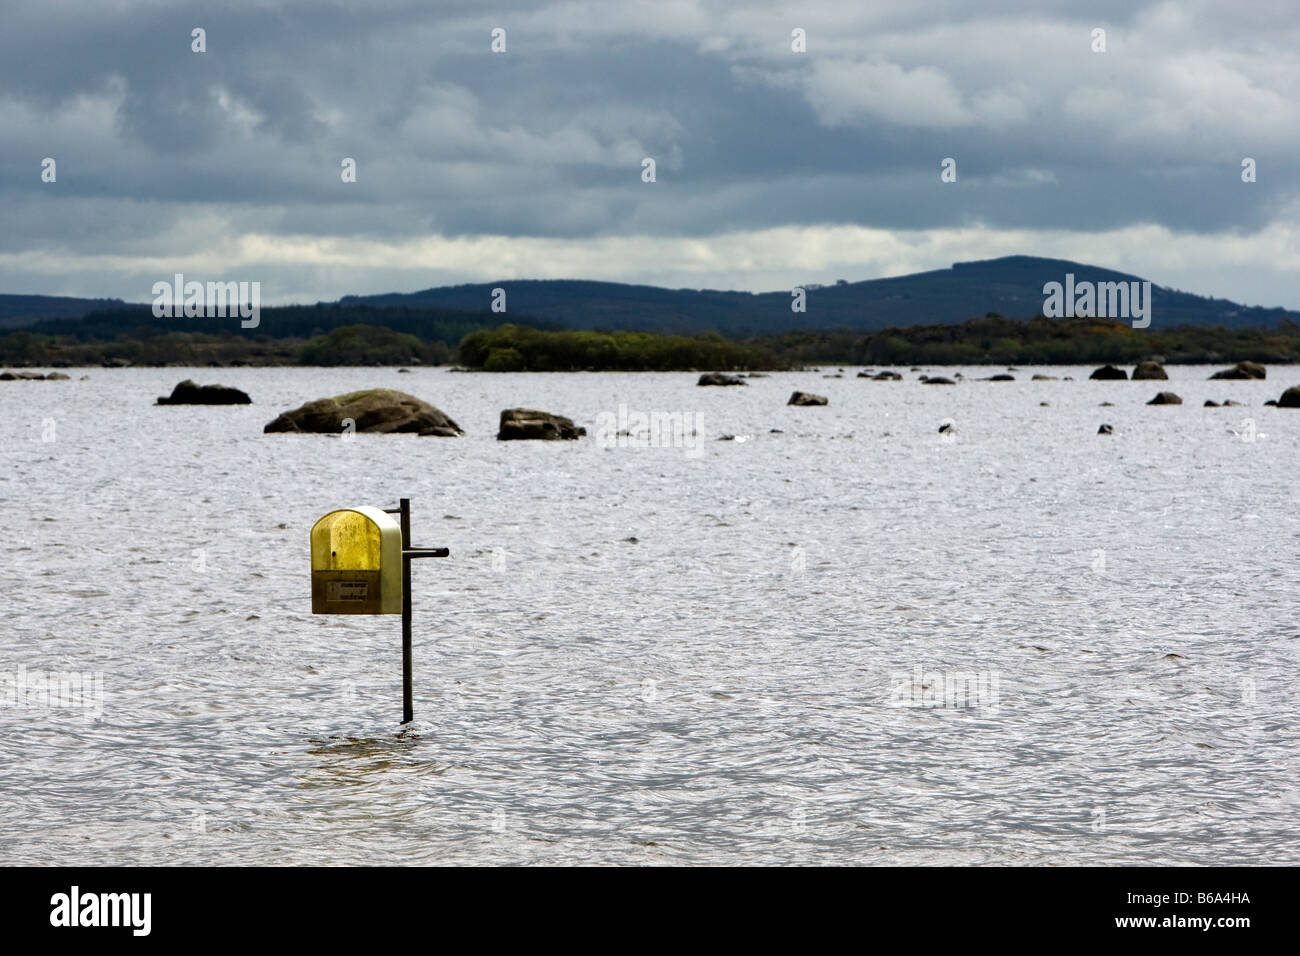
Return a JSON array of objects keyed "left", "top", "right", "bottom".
[
  {"left": 1277, "top": 386, "right": 1300, "bottom": 408},
  {"left": 1132, "top": 360, "right": 1168, "bottom": 380},
  {"left": 1090, "top": 365, "right": 1128, "bottom": 380},
  {"left": 698, "top": 372, "right": 747, "bottom": 386},
  {"left": 1209, "top": 361, "right": 1266, "bottom": 380},
  {"left": 1097, "top": 424, "right": 1113, "bottom": 434},
  {"left": 265, "top": 389, "right": 461, "bottom": 436},
  {"left": 1147, "top": 391, "right": 1183, "bottom": 405},
  {"left": 788, "top": 391, "right": 828, "bottom": 406},
  {"left": 1204, "top": 400, "right": 1220, "bottom": 407},
  {"left": 157, "top": 379, "right": 252, "bottom": 405},
  {"left": 498, "top": 408, "right": 585, "bottom": 440}
]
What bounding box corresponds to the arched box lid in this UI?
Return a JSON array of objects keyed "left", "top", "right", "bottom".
[{"left": 310, "top": 506, "right": 402, "bottom": 614}]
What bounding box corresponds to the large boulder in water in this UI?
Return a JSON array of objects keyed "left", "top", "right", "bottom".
[
  {"left": 497, "top": 408, "right": 585, "bottom": 440},
  {"left": 1090, "top": 365, "right": 1128, "bottom": 380},
  {"left": 698, "top": 372, "right": 747, "bottom": 386},
  {"left": 1147, "top": 391, "right": 1183, "bottom": 405},
  {"left": 1209, "top": 361, "right": 1266, "bottom": 380},
  {"left": 157, "top": 379, "right": 251, "bottom": 405},
  {"left": 263, "top": 389, "right": 462, "bottom": 436},
  {"left": 1132, "top": 361, "right": 1168, "bottom": 380},
  {"left": 788, "top": 391, "right": 828, "bottom": 406},
  {"left": 1278, "top": 386, "right": 1300, "bottom": 408}
]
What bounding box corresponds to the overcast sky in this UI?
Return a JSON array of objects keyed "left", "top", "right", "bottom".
[{"left": 3, "top": 0, "right": 1298, "bottom": 308}]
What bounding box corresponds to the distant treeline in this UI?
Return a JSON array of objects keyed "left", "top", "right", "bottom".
[
  {"left": 2, "top": 310, "right": 1299, "bottom": 368},
  {"left": 758, "top": 314, "right": 1300, "bottom": 366},
  {"left": 19, "top": 301, "right": 522, "bottom": 344},
  {"left": 460, "top": 316, "right": 1300, "bottom": 369},
  {"left": 0, "top": 300, "right": 516, "bottom": 367},
  {"left": 458, "top": 324, "right": 774, "bottom": 370},
  {"left": 0, "top": 324, "right": 452, "bottom": 368}
]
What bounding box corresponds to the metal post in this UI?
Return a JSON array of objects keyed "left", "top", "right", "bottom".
[{"left": 400, "top": 497, "right": 413, "bottom": 724}]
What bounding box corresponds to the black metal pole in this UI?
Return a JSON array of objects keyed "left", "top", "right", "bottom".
[{"left": 400, "top": 497, "right": 413, "bottom": 724}]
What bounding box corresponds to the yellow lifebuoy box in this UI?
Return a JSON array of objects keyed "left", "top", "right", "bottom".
[{"left": 310, "top": 507, "right": 402, "bottom": 614}]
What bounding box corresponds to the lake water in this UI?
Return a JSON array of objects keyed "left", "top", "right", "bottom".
[{"left": 2, "top": 365, "right": 1297, "bottom": 865}]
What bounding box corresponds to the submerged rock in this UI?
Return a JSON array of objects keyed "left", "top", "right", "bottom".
[
  {"left": 1090, "top": 365, "right": 1128, "bottom": 380},
  {"left": 497, "top": 408, "right": 585, "bottom": 440},
  {"left": 264, "top": 389, "right": 462, "bottom": 436},
  {"left": 1147, "top": 391, "right": 1183, "bottom": 405},
  {"left": 1132, "top": 360, "right": 1168, "bottom": 380},
  {"left": 1032, "top": 374, "right": 1058, "bottom": 381},
  {"left": 698, "top": 372, "right": 747, "bottom": 386},
  {"left": 788, "top": 391, "right": 828, "bottom": 406},
  {"left": 922, "top": 376, "right": 956, "bottom": 385},
  {"left": 156, "top": 379, "right": 252, "bottom": 405}
]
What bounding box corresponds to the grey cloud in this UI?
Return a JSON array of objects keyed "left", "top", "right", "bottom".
[{"left": 0, "top": 0, "right": 1296, "bottom": 304}]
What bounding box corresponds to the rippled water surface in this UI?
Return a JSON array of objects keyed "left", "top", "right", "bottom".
[{"left": 2, "top": 365, "right": 1297, "bottom": 865}]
